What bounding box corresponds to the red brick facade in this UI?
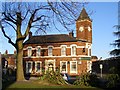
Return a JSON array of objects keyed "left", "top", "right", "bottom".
[{"left": 23, "top": 8, "right": 92, "bottom": 76}]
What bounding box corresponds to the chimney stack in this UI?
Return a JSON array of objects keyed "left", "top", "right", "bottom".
[
  {"left": 14, "top": 50, "right": 16, "bottom": 55},
  {"left": 5, "top": 50, "right": 8, "bottom": 55},
  {"left": 69, "top": 31, "right": 74, "bottom": 38},
  {"left": 29, "top": 31, "right": 32, "bottom": 39}
]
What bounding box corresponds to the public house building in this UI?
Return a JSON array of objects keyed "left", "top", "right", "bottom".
[{"left": 23, "top": 8, "right": 92, "bottom": 76}]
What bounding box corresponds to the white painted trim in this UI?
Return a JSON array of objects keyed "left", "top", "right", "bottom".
[
  {"left": 70, "top": 61, "right": 77, "bottom": 74},
  {"left": 23, "top": 45, "right": 85, "bottom": 50},
  {"left": 23, "top": 55, "right": 91, "bottom": 58},
  {"left": 60, "top": 61, "right": 68, "bottom": 73}
]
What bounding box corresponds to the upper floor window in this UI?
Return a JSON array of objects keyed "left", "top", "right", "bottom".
[
  {"left": 61, "top": 46, "right": 66, "bottom": 56},
  {"left": 48, "top": 46, "right": 53, "bottom": 56},
  {"left": 36, "top": 46, "right": 41, "bottom": 57},
  {"left": 71, "top": 45, "right": 76, "bottom": 56},
  {"left": 27, "top": 46, "right": 32, "bottom": 57}
]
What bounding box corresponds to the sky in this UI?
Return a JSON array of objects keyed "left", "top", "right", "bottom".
[{"left": 0, "top": 1, "right": 118, "bottom": 59}]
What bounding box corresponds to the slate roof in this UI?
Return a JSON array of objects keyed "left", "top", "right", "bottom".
[
  {"left": 24, "top": 34, "right": 85, "bottom": 44},
  {"left": 77, "top": 8, "right": 91, "bottom": 21}
]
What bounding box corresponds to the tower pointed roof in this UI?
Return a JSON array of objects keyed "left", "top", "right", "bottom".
[{"left": 77, "top": 8, "right": 91, "bottom": 21}]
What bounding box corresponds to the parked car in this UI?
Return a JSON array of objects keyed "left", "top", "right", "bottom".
[{"left": 61, "top": 73, "right": 76, "bottom": 84}]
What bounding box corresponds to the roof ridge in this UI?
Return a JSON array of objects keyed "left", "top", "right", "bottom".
[{"left": 32, "top": 34, "right": 68, "bottom": 37}]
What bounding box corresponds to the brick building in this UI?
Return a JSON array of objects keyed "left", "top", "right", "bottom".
[
  {"left": 23, "top": 8, "right": 92, "bottom": 76},
  {"left": 2, "top": 50, "right": 16, "bottom": 70}
]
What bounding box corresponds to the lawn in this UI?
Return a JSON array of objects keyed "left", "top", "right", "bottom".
[{"left": 3, "top": 79, "right": 103, "bottom": 90}]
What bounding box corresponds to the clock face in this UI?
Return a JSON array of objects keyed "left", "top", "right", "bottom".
[
  {"left": 88, "top": 26, "right": 91, "bottom": 31},
  {"left": 79, "top": 26, "right": 84, "bottom": 32}
]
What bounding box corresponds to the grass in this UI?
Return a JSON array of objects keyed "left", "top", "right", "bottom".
[{"left": 3, "top": 79, "right": 103, "bottom": 90}]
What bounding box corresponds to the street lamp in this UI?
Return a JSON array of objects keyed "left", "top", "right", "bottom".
[{"left": 100, "top": 64, "right": 103, "bottom": 78}]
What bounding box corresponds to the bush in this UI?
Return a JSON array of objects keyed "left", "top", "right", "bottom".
[
  {"left": 88, "top": 74, "right": 99, "bottom": 87},
  {"left": 105, "top": 74, "right": 120, "bottom": 88},
  {"left": 74, "top": 73, "right": 99, "bottom": 87},
  {"left": 73, "top": 73, "right": 90, "bottom": 86},
  {"left": 39, "top": 70, "right": 68, "bottom": 85}
]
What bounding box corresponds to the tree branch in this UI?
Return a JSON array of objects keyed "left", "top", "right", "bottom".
[
  {"left": 3, "top": 12, "right": 16, "bottom": 25},
  {"left": 0, "top": 22, "right": 17, "bottom": 49},
  {"left": 3, "top": 20, "right": 17, "bottom": 32}
]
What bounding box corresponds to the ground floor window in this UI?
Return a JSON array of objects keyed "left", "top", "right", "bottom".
[
  {"left": 60, "top": 61, "right": 67, "bottom": 73},
  {"left": 45, "top": 60, "right": 56, "bottom": 72},
  {"left": 70, "top": 61, "right": 77, "bottom": 74},
  {"left": 26, "top": 61, "right": 33, "bottom": 74},
  {"left": 35, "top": 61, "right": 42, "bottom": 73}
]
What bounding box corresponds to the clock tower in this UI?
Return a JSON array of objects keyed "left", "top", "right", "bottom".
[{"left": 76, "top": 8, "right": 92, "bottom": 43}]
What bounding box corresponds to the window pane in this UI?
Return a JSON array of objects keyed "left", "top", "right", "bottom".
[
  {"left": 71, "top": 62, "right": 76, "bottom": 71},
  {"left": 70, "top": 61, "right": 77, "bottom": 73},
  {"left": 28, "top": 47, "right": 32, "bottom": 57},
  {"left": 48, "top": 47, "right": 52, "bottom": 56},
  {"left": 61, "top": 62, "right": 67, "bottom": 73},
  {"left": 37, "top": 47, "right": 41, "bottom": 56},
  {"left": 36, "top": 63, "right": 40, "bottom": 72},
  {"left": 72, "top": 46, "right": 76, "bottom": 55},
  {"left": 28, "top": 62, "right": 32, "bottom": 73},
  {"left": 61, "top": 46, "right": 66, "bottom": 56}
]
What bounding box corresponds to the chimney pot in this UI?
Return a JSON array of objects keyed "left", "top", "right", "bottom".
[
  {"left": 29, "top": 31, "right": 32, "bottom": 39},
  {"left": 69, "top": 31, "right": 74, "bottom": 38}
]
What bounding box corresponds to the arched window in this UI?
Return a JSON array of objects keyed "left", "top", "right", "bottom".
[
  {"left": 61, "top": 45, "right": 66, "bottom": 56},
  {"left": 27, "top": 46, "right": 32, "bottom": 57},
  {"left": 36, "top": 46, "right": 41, "bottom": 57},
  {"left": 48, "top": 46, "right": 53, "bottom": 56},
  {"left": 71, "top": 45, "right": 77, "bottom": 56}
]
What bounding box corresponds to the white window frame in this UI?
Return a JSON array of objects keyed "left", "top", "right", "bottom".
[
  {"left": 27, "top": 46, "right": 32, "bottom": 57},
  {"left": 61, "top": 45, "right": 66, "bottom": 56},
  {"left": 71, "top": 45, "right": 77, "bottom": 56},
  {"left": 45, "top": 59, "right": 56, "bottom": 72},
  {"left": 26, "top": 61, "right": 33, "bottom": 74},
  {"left": 48, "top": 46, "right": 53, "bottom": 56},
  {"left": 87, "top": 61, "right": 92, "bottom": 73},
  {"left": 35, "top": 61, "right": 42, "bottom": 73},
  {"left": 36, "top": 46, "right": 41, "bottom": 57},
  {"left": 60, "top": 61, "right": 67, "bottom": 73},
  {"left": 70, "top": 61, "right": 77, "bottom": 74}
]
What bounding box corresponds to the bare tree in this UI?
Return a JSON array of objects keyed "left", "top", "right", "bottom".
[{"left": 0, "top": 1, "right": 84, "bottom": 81}]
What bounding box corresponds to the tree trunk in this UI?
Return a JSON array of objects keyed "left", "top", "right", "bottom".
[{"left": 16, "top": 40, "right": 25, "bottom": 81}]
